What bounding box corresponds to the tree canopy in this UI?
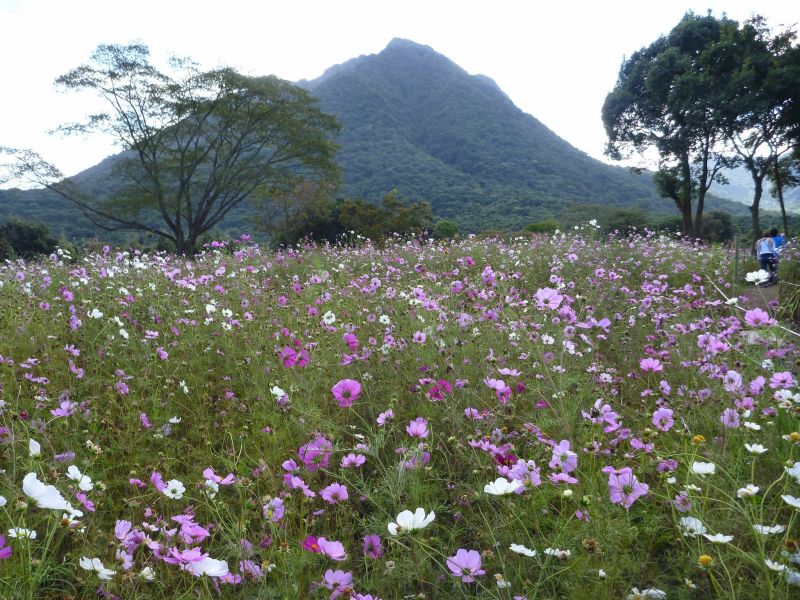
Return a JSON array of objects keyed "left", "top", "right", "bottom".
[{"left": 1, "top": 43, "right": 340, "bottom": 253}]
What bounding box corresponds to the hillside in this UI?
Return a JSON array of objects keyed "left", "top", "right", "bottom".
[{"left": 0, "top": 38, "right": 761, "bottom": 240}]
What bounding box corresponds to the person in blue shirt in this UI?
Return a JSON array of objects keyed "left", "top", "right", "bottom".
[
  {"left": 756, "top": 231, "right": 778, "bottom": 285},
  {"left": 770, "top": 228, "right": 784, "bottom": 251}
]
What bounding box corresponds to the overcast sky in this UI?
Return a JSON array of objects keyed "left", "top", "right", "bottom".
[{"left": 1, "top": 0, "right": 797, "bottom": 182}]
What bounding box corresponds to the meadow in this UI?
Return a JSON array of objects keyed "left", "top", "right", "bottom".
[{"left": 0, "top": 228, "right": 798, "bottom": 599}]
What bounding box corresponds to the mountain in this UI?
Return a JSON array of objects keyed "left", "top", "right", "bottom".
[
  {"left": 1, "top": 38, "right": 759, "bottom": 241},
  {"left": 712, "top": 166, "right": 800, "bottom": 213}
]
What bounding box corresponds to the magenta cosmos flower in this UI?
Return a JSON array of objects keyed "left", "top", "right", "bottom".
[
  {"left": 446, "top": 548, "right": 485, "bottom": 583},
  {"left": 321, "top": 483, "right": 349, "bottom": 504},
  {"left": 406, "top": 417, "right": 429, "bottom": 438},
  {"left": 331, "top": 379, "right": 362, "bottom": 407},
  {"left": 639, "top": 358, "right": 663, "bottom": 373}
]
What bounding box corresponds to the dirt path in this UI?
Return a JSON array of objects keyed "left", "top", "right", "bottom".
[{"left": 738, "top": 283, "right": 780, "bottom": 311}]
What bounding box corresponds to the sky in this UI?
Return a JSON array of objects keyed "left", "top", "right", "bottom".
[{"left": 1, "top": 0, "right": 797, "bottom": 183}]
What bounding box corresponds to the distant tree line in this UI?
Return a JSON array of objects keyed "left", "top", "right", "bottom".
[{"left": 603, "top": 12, "right": 800, "bottom": 240}]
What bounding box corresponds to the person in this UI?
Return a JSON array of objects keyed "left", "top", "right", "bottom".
[
  {"left": 756, "top": 231, "right": 778, "bottom": 285},
  {"left": 771, "top": 228, "right": 784, "bottom": 252}
]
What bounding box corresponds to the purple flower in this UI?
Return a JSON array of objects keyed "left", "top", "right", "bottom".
[
  {"left": 651, "top": 407, "right": 674, "bottom": 432},
  {"left": 376, "top": 409, "right": 394, "bottom": 426},
  {"left": 298, "top": 436, "right": 333, "bottom": 472},
  {"left": 406, "top": 417, "right": 429, "bottom": 439},
  {"left": 639, "top": 358, "right": 663, "bottom": 373},
  {"left": 0, "top": 535, "right": 12, "bottom": 560},
  {"left": 744, "top": 308, "right": 772, "bottom": 326},
  {"left": 50, "top": 400, "right": 77, "bottom": 417},
  {"left": 331, "top": 379, "right": 362, "bottom": 408},
  {"left": 606, "top": 466, "right": 649, "bottom": 509},
  {"left": 446, "top": 548, "right": 485, "bottom": 583},
  {"left": 720, "top": 408, "right": 740, "bottom": 429},
  {"left": 534, "top": 287, "right": 563, "bottom": 310},
  {"left": 341, "top": 453, "right": 366, "bottom": 468},
  {"left": 363, "top": 534, "right": 383, "bottom": 559},
  {"left": 321, "top": 483, "right": 349, "bottom": 504},
  {"left": 263, "top": 498, "right": 285, "bottom": 522},
  {"left": 317, "top": 537, "right": 347, "bottom": 561},
  {"left": 548, "top": 440, "right": 577, "bottom": 473}
]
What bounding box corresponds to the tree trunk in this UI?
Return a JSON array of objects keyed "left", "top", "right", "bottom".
[
  {"left": 750, "top": 175, "right": 763, "bottom": 246},
  {"left": 680, "top": 154, "right": 695, "bottom": 237},
  {"left": 773, "top": 162, "right": 789, "bottom": 236}
]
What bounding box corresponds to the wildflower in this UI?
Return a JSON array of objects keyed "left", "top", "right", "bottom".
[
  {"left": 163, "top": 479, "right": 186, "bottom": 499},
  {"left": 406, "top": 417, "right": 429, "bottom": 438},
  {"left": 607, "top": 467, "right": 649, "bottom": 509},
  {"left": 753, "top": 524, "right": 785, "bottom": 535},
  {"left": 321, "top": 483, "right": 349, "bottom": 504},
  {"left": 446, "top": 549, "right": 485, "bottom": 583},
  {"left": 22, "top": 472, "right": 71, "bottom": 511},
  {"left": 782, "top": 495, "right": 800, "bottom": 510},
  {"left": 534, "top": 287, "right": 563, "bottom": 310},
  {"left": 66, "top": 465, "right": 94, "bottom": 491},
  {"left": 341, "top": 453, "right": 366, "bottom": 468},
  {"left": 544, "top": 547, "right": 571, "bottom": 559},
  {"left": 321, "top": 569, "right": 352, "bottom": 593},
  {"left": 651, "top": 407, "right": 674, "bottom": 432},
  {"left": 363, "top": 534, "right": 383, "bottom": 559},
  {"left": 317, "top": 537, "right": 347, "bottom": 561},
  {"left": 484, "top": 477, "right": 524, "bottom": 496},
  {"left": 720, "top": 408, "right": 740, "bottom": 429},
  {"left": 639, "top": 358, "right": 663, "bottom": 373},
  {"left": 744, "top": 308, "right": 772, "bottom": 327},
  {"left": 549, "top": 439, "right": 578, "bottom": 472},
  {"left": 691, "top": 462, "right": 716, "bottom": 476},
  {"left": 703, "top": 533, "right": 734, "bottom": 543},
  {"left": 321, "top": 311, "right": 336, "bottom": 325},
  {"left": 163, "top": 547, "right": 229, "bottom": 576},
  {"left": 745, "top": 443, "right": 768, "bottom": 455},
  {"left": 263, "top": 498, "right": 285, "bottom": 522},
  {"left": 765, "top": 559, "right": 786, "bottom": 572},
  {"left": 691, "top": 434, "right": 706, "bottom": 445},
  {"left": 388, "top": 508, "right": 435, "bottom": 535},
  {"left": 0, "top": 535, "right": 11, "bottom": 560},
  {"left": 509, "top": 543, "right": 537, "bottom": 557},
  {"left": 376, "top": 409, "right": 394, "bottom": 426},
  {"left": 698, "top": 554, "right": 713, "bottom": 568},
  {"left": 680, "top": 517, "right": 707, "bottom": 537},
  {"left": 79, "top": 557, "right": 116, "bottom": 580},
  {"left": 331, "top": 379, "right": 362, "bottom": 408},
  {"left": 745, "top": 270, "right": 770, "bottom": 284},
  {"left": 786, "top": 462, "right": 800, "bottom": 484},
  {"left": 29, "top": 439, "right": 41, "bottom": 457},
  {"left": 7, "top": 528, "right": 36, "bottom": 540},
  {"left": 737, "top": 484, "right": 760, "bottom": 498}
]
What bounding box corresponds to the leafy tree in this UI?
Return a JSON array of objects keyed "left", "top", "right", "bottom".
[
  {"left": 603, "top": 12, "right": 736, "bottom": 237},
  {"left": 524, "top": 219, "right": 560, "bottom": 233},
  {"left": 716, "top": 17, "right": 800, "bottom": 243},
  {"left": 1, "top": 43, "right": 339, "bottom": 254},
  {"left": 766, "top": 154, "right": 799, "bottom": 236},
  {"left": 432, "top": 219, "right": 459, "bottom": 239},
  {"left": 699, "top": 210, "right": 735, "bottom": 242},
  {"left": 0, "top": 219, "right": 57, "bottom": 259}
]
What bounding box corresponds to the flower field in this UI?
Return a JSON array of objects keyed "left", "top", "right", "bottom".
[{"left": 0, "top": 231, "right": 798, "bottom": 599}]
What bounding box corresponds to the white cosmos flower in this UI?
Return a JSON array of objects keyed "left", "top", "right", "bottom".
[
  {"left": 8, "top": 527, "right": 36, "bottom": 539},
  {"left": 765, "top": 559, "right": 786, "bottom": 572},
  {"left": 270, "top": 385, "right": 287, "bottom": 400},
  {"left": 703, "top": 533, "right": 734, "bottom": 544},
  {"left": 745, "top": 270, "right": 770, "bottom": 284},
  {"left": 786, "top": 463, "right": 800, "bottom": 484},
  {"left": 754, "top": 524, "right": 785, "bottom": 535},
  {"left": 322, "top": 311, "right": 336, "bottom": 325},
  {"left": 66, "top": 465, "right": 94, "bottom": 491},
  {"left": 22, "top": 472, "right": 71, "bottom": 510},
  {"left": 627, "top": 588, "right": 667, "bottom": 600},
  {"left": 163, "top": 479, "right": 186, "bottom": 499},
  {"left": 185, "top": 556, "right": 229, "bottom": 577},
  {"left": 782, "top": 495, "right": 800, "bottom": 510},
  {"left": 29, "top": 439, "right": 41, "bottom": 457},
  {"left": 80, "top": 557, "right": 116, "bottom": 580},
  {"left": 0, "top": 496, "right": 6, "bottom": 507},
  {"left": 744, "top": 421, "right": 761, "bottom": 431},
  {"left": 388, "top": 508, "right": 435, "bottom": 535},
  {"left": 139, "top": 566, "right": 156, "bottom": 581},
  {"left": 737, "top": 484, "right": 760, "bottom": 498},
  {"left": 484, "top": 477, "right": 524, "bottom": 495},
  {"left": 543, "top": 547, "right": 571, "bottom": 559},
  {"left": 87, "top": 308, "right": 104, "bottom": 319},
  {"left": 509, "top": 543, "right": 537, "bottom": 557},
  {"left": 691, "top": 462, "right": 716, "bottom": 476},
  {"left": 680, "top": 517, "right": 707, "bottom": 537},
  {"left": 745, "top": 443, "right": 767, "bottom": 455},
  {"left": 168, "top": 416, "right": 182, "bottom": 424}
]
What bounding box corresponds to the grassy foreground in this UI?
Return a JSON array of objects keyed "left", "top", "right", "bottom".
[{"left": 0, "top": 231, "right": 798, "bottom": 599}]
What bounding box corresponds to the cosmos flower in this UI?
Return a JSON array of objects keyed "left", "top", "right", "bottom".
[
  {"left": 79, "top": 557, "right": 116, "bottom": 580},
  {"left": 509, "top": 543, "right": 537, "bottom": 557},
  {"left": 388, "top": 508, "right": 435, "bottom": 535},
  {"left": 331, "top": 379, "right": 362, "bottom": 408},
  {"left": 22, "top": 472, "right": 71, "bottom": 511},
  {"left": 446, "top": 549, "right": 485, "bottom": 583},
  {"left": 484, "top": 477, "right": 524, "bottom": 495}
]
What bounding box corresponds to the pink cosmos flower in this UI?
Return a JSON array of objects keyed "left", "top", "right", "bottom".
[
  {"left": 651, "top": 407, "right": 674, "bottom": 432},
  {"left": 51, "top": 400, "right": 77, "bottom": 417},
  {"left": 321, "top": 569, "right": 353, "bottom": 593},
  {"left": 639, "top": 358, "right": 663, "bottom": 373},
  {"left": 769, "top": 372, "right": 795, "bottom": 389},
  {"left": 321, "top": 483, "right": 349, "bottom": 504},
  {"left": 363, "top": 534, "right": 383, "bottom": 559},
  {"left": 331, "top": 379, "right": 362, "bottom": 408},
  {"left": 406, "top": 417, "right": 429, "bottom": 439},
  {"left": 0, "top": 535, "right": 12, "bottom": 560},
  {"left": 280, "top": 346, "right": 297, "bottom": 367},
  {"left": 139, "top": 413, "right": 152, "bottom": 429},
  {"left": 549, "top": 440, "right": 577, "bottom": 473},
  {"left": 606, "top": 466, "right": 649, "bottom": 509},
  {"left": 299, "top": 436, "right": 333, "bottom": 472},
  {"left": 412, "top": 331, "right": 427, "bottom": 344},
  {"left": 446, "top": 548, "right": 485, "bottom": 583},
  {"left": 534, "top": 287, "right": 563, "bottom": 310},
  {"left": 203, "top": 467, "right": 236, "bottom": 485},
  {"left": 317, "top": 537, "right": 347, "bottom": 561},
  {"left": 744, "top": 308, "right": 772, "bottom": 326},
  {"left": 263, "top": 498, "right": 285, "bottom": 522},
  {"left": 341, "top": 453, "right": 366, "bottom": 468},
  {"left": 720, "top": 408, "right": 740, "bottom": 429}
]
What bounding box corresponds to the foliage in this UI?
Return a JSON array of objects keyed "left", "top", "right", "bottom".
[
  {"left": 699, "top": 210, "right": 735, "bottom": 242},
  {"left": 524, "top": 219, "right": 561, "bottom": 233},
  {"left": 0, "top": 219, "right": 57, "bottom": 259},
  {"left": 432, "top": 219, "right": 459, "bottom": 239},
  {"left": 0, "top": 43, "right": 340, "bottom": 254}
]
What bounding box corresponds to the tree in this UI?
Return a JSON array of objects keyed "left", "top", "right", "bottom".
[
  {"left": 717, "top": 18, "right": 800, "bottom": 242},
  {"left": 1, "top": 44, "right": 339, "bottom": 254},
  {"left": 766, "top": 154, "right": 799, "bottom": 236},
  {"left": 603, "top": 12, "right": 736, "bottom": 237},
  {"left": 0, "top": 219, "right": 57, "bottom": 259}
]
